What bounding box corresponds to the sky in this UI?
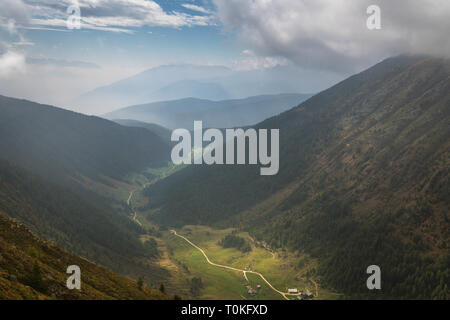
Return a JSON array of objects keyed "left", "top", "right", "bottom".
[{"left": 0, "top": 0, "right": 450, "bottom": 111}]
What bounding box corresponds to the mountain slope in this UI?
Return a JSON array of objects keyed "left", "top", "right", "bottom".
[
  {"left": 150, "top": 80, "right": 230, "bottom": 102},
  {"left": 0, "top": 159, "right": 168, "bottom": 284},
  {"left": 104, "top": 94, "right": 312, "bottom": 129},
  {"left": 145, "top": 55, "right": 450, "bottom": 299},
  {"left": 0, "top": 95, "right": 170, "bottom": 185},
  {"left": 0, "top": 213, "right": 167, "bottom": 300}
]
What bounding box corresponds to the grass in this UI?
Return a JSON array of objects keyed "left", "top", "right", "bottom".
[
  {"left": 244, "top": 272, "right": 281, "bottom": 300},
  {"left": 165, "top": 233, "right": 246, "bottom": 299},
  {"left": 151, "top": 225, "right": 339, "bottom": 300}
]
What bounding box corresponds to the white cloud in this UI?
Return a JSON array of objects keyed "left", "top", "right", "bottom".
[
  {"left": 0, "top": 1, "right": 29, "bottom": 78},
  {"left": 0, "top": 60, "right": 144, "bottom": 113},
  {"left": 0, "top": 51, "right": 26, "bottom": 77},
  {"left": 231, "top": 49, "right": 288, "bottom": 71},
  {"left": 181, "top": 4, "right": 212, "bottom": 15},
  {"left": 0, "top": 0, "right": 34, "bottom": 53},
  {"left": 214, "top": 0, "right": 450, "bottom": 73},
  {"left": 18, "top": 0, "right": 214, "bottom": 33},
  {"left": 30, "top": 18, "right": 135, "bottom": 33},
  {"left": 0, "top": 0, "right": 29, "bottom": 25},
  {"left": 12, "top": 41, "right": 35, "bottom": 46}
]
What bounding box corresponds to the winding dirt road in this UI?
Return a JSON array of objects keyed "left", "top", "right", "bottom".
[{"left": 171, "top": 230, "right": 302, "bottom": 300}]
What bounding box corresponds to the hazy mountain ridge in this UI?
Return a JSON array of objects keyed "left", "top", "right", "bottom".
[
  {"left": 77, "top": 64, "right": 234, "bottom": 112},
  {"left": 151, "top": 80, "right": 230, "bottom": 102},
  {"left": 144, "top": 55, "right": 450, "bottom": 299},
  {"left": 78, "top": 64, "right": 339, "bottom": 113},
  {"left": 104, "top": 93, "right": 312, "bottom": 129}
]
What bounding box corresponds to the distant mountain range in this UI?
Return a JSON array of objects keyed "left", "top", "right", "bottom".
[
  {"left": 77, "top": 64, "right": 341, "bottom": 114},
  {"left": 144, "top": 55, "right": 450, "bottom": 299},
  {"left": 104, "top": 94, "right": 312, "bottom": 129}
]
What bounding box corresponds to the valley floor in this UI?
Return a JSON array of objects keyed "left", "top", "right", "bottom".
[
  {"left": 161, "top": 225, "right": 341, "bottom": 300},
  {"left": 117, "top": 164, "right": 341, "bottom": 300}
]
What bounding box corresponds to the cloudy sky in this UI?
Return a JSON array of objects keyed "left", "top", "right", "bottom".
[{"left": 1, "top": 0, "right": 449, "bottom": 111}]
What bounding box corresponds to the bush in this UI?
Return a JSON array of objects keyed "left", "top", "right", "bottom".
[{"left": 219, "top": 234, "right": 252, "bottom": 253}]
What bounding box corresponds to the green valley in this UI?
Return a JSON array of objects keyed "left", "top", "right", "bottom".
[{"left": 124, "top": 174, "right": 338, "bottom": 300}]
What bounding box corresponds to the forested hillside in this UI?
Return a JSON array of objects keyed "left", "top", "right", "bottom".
[
  {"left": 0, "top": 160, "right": 168, "bottom": 283},
  {"left": 0, "top": 213, "right": 167, "bottom": 300},
  {"left": 145, "top": 55, "right": 450, "bottom": 299},
  {"left": 0, "top": 95, "right": 170, "bottom": 184}
]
